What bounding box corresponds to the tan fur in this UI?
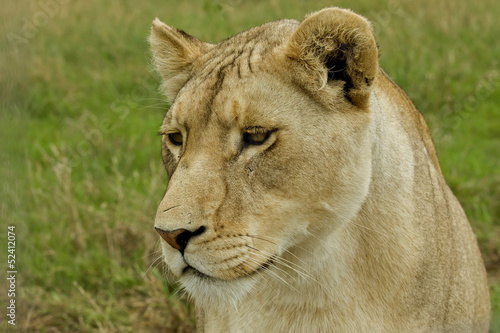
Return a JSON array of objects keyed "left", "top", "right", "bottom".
[{"left": 150, "top": 8, "right": 490, "bottom": 332}]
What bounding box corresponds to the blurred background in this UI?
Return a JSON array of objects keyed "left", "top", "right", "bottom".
[{"left": 1, "top": 0, "right": 499, "bottom": 331}]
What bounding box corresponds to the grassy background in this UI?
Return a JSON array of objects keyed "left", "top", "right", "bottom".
[{"left": 1, "top": 0, "right": 499, "bottom": 331}]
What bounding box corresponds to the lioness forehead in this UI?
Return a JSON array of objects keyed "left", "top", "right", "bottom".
[
  {"left": 167, "top": 20, "right": 299, "bottom": 127},
  {"left": 194, "top": 19, "right": 298, "bottom": 80}
]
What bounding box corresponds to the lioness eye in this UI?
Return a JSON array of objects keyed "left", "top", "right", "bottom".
[
  {"left": 168, "top": 132, "right": 183, "bottom": 146},
  {"left": 243, "top": 131, "right": 271, "bottom": 145}
]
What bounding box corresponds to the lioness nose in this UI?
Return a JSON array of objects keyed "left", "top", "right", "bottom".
[{"left": 155, "top": 226, "right": 206, "bottom": 253}]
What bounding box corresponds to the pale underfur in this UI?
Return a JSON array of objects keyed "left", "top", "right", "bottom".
[{"left": 150, "top": 8, "right": 490, "bottom": 333}]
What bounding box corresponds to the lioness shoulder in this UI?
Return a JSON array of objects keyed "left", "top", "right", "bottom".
[{"left": 150, "top": 7, "right": 490, "bottom": 332}]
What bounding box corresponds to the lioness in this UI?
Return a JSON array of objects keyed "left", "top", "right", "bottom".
[{"left": 150, "top": 7, "right": 490, "bottom": 332}]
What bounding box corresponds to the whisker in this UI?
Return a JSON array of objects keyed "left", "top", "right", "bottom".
[
  {"left": 244, "top": 234, "right": 315, "bottom": 267},
  {"left": 266, "top": 267, "right": 301, "bottom": 294},
  {"left": 248, "top": 252, "right": 296, "bottom": 283},
  {"left": 243, "top": 234, "right": 278, "bottom": 245},
  {"left": 241, "top": 234, "right": 331, "bottom": 292},
  {"left": 246, "top": 246, "right": 323, "bottom": 289},
  {"left": 141, "top": 249, "right": 163, "bottom": 262},
  {"left": 247, "top": 246, "right": 305, "bottom": 277},
  {"left": 145, "top": 254, "right": 164, "bottom": 274},
  {"left": 169, "top": 283, "right": 188, "bottom": 300},
  {"left": 139, "top": 105, "right": 168, "bottom": 111},
  {"left": 242, "top": 254, "right": 298, "bottom": 290}
]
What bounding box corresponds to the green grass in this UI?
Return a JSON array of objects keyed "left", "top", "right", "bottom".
[{"left": 1, "top": 0, "right": 499, "bottom": 331}]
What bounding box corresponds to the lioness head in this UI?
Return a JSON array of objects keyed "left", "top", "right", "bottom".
[{"left": 151, "top": 8, "right": 378, "bottom": 305}]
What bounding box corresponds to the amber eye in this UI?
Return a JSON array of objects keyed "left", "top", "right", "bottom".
[
  {"left": 243, "top": 129, "right": 274, "bottom": 146},
  {"left": 168, "top": 132, "right": 183, "bottom": 146}
]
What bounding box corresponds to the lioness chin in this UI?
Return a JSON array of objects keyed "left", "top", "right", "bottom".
[{"left": 150, "top": 7, "right": 490, "bottom": 332}]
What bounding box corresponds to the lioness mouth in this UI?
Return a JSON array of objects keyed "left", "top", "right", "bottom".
[
  {"left": 183, "top": 258, "right": 275, "bottom": 281},
  {"left": 182, "top": 266, "right": 212, "bottom": 280}
]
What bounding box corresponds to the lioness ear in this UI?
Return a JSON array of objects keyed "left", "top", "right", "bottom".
[
  {"left": 149, "top": 19, "right": 210, "bottom": 101},
  {"left": 286, "top": 8, "right": 378, "bottom": 109}
]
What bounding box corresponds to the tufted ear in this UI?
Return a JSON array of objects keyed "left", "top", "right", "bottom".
[
  {"left": 149, "top": 19, "right": 211, "bottom": 102},
  {"left": 286, "top": 8, "right": 378, "bottom": 109}
]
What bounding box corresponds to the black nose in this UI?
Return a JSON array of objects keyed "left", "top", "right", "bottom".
[{"left": 155, "top": 226, "right": 206, "bottom": 253}]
